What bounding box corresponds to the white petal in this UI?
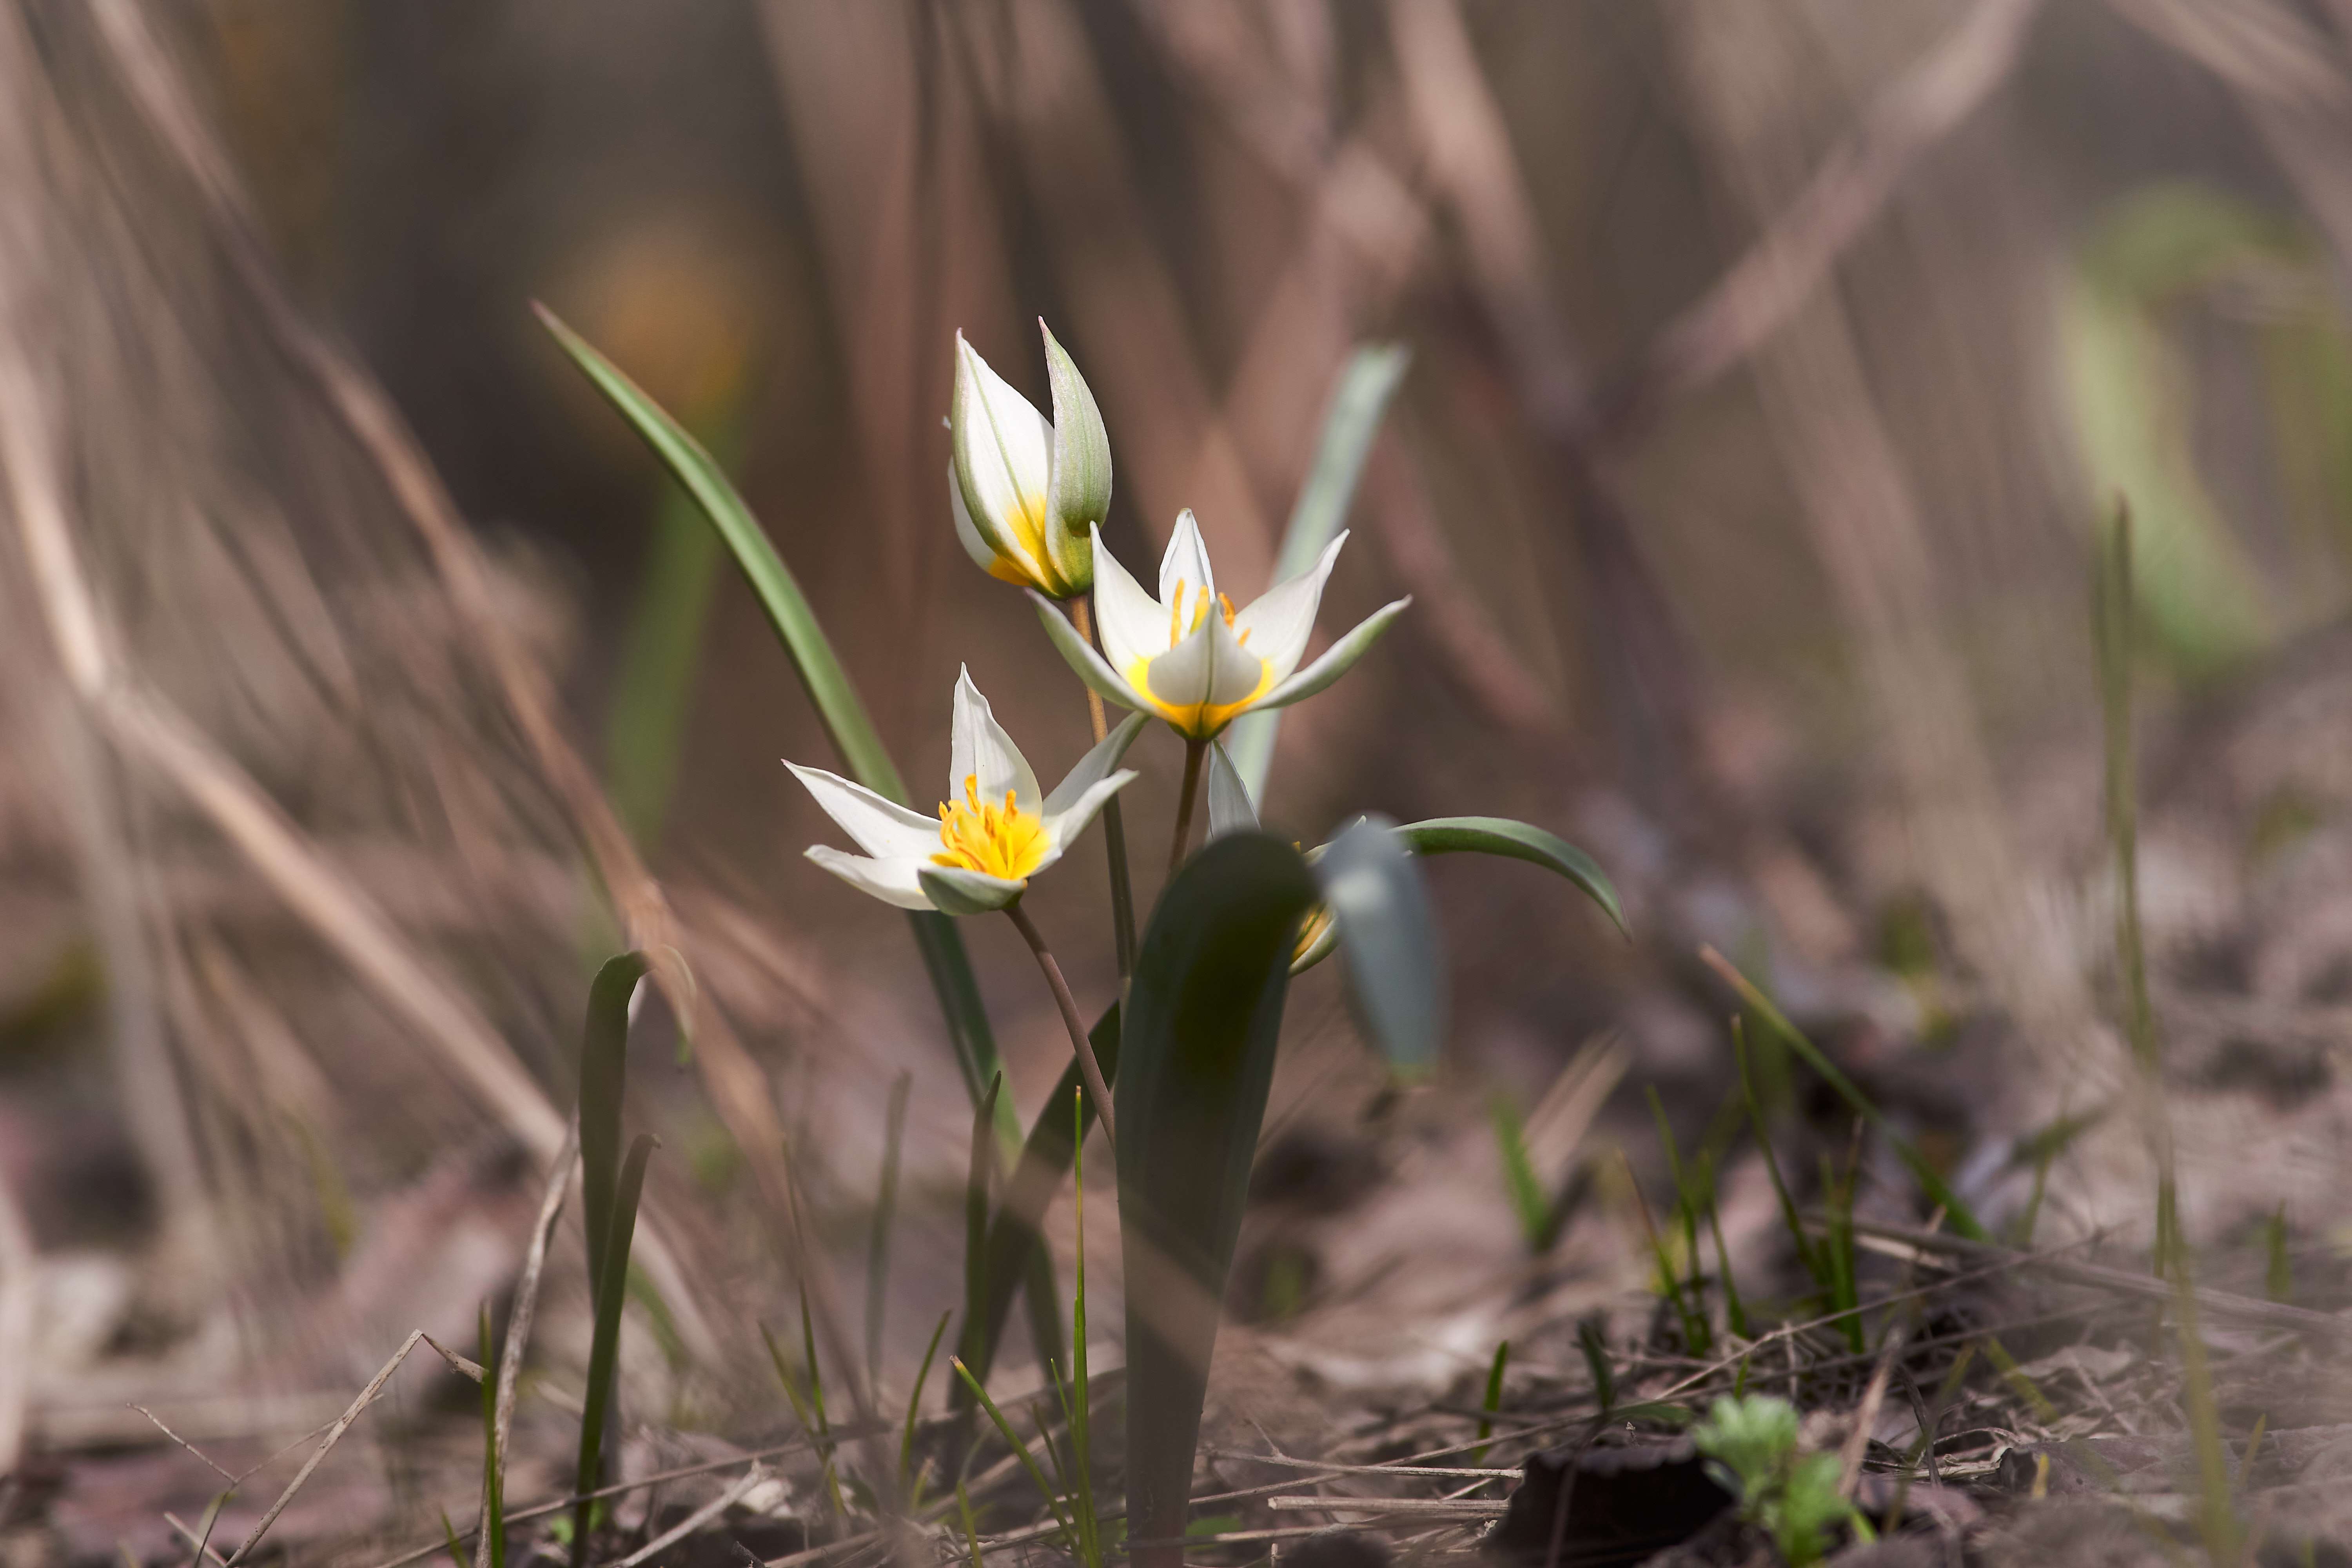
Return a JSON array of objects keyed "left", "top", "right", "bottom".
[
  {"left": 952, "top": 334, "right": 1053, "bottom": 568},
  {"left": 1033, "top": 589, "right": 1146, "bottom": 710},
  {"left": 1255, "top": 597, "right": 1410, "bottom": 711},
  {"left": 1158, "top": 508, "right": 1217, "bottom": 609},
  {"left": 1144, "top": 607, "right": 1266, "bottom": 733},
  {"left": 1090, "top": 525, "right": 1167, "bottom": 671},
  {"left": 949, "top": 465, "right": 1000, "bottom": 573},
  {"left": 917, "top": 863, "right": 1026, "bottom": 916},
  {"left": 786, "top": 762, "right": 941, "bottom": 860},
  {"left": 1233, "top": 531, "right": 1347, "bottom": 685},
  {"left": 806, "top": 845, "right": 935, "bottom": 910},
  {"left": 950, "top": 667, "right": 1040, "bottom": 812},
  {"left": 1040, "top": 769, "right": 1138, "bottom": 852},
  {"left": 1043, "top": 710, "right": 1150, "bottom": 817},
  {"left": 1205, "top": 742, "right": 1259, "bottom": 839}
]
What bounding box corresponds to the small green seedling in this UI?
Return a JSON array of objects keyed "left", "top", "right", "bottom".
[{"left": 1692, "top": 1395, "right": 1869, "bottom": 1568}]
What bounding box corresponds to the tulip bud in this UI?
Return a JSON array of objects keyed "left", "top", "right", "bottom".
[{"left": 947, "top": 325, "right": 1109, "bottom": 597}]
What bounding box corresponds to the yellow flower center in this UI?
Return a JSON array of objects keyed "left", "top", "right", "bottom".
[
  {"left": 933, "top": 774, "right": 1051, "bottom": 882},
  {"left": 1166, "top": 581, "right": 1248, "bottom": 647}
]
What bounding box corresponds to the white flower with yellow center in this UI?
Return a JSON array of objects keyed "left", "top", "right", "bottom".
[
  {"left": 788, "top": 669, "right": 1144, "bottom": 916},
  {"left": 1032, "top": 511, "right": 1410, "bottom": 741},
  {"left": 949, "top": 323, "right": 1110, "bottom": 599}
]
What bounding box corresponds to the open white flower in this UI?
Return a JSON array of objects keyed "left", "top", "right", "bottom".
[
  {"left": 1033, "top": 511, "right": 1410, "bottom": 741},
  {"left": 788, "top": 668, "right": 1144, "bottom": 916},
  {"left": 949, "top": 323, "right": 1111, "bottom": 598}
]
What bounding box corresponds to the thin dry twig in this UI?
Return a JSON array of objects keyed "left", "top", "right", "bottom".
[
  {"left": 604, "top": 1463, "right": 767, "bottom": 1568},
  {"left": 1837, "top": 1326, "right": 1907, "bottom": 1499},
  {"left": 1267, "top": 1496, "right": 1507, "bottom": 1518},
  {"left": 222, "top": 1329, "right": 470, "bottom": 1566}
]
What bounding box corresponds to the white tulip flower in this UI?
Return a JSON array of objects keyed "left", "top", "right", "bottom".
[
  {"left": 1032, "top": 511, "right": 1410, "bottom": 742},
  {"left": 949, "top": 323, "right": 1111, "bottom": 598},
  {"left": 788, "top": 668, "right": 1144, "bottom": 916}
]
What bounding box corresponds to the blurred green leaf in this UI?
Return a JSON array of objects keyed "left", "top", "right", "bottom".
[
  {"left": 1117, "top": 835, "right": 1316, "bottom": 1568},
  {"left": 1316, "top": 814, "right": 1446, "bottom": 1078},
  {"left": 2060, "top": 184, "right": 2311, "bottom": 675},
  {"left": 539, "top": 305, "right": 1019, "bottom": 1154},
  {"left": 1227, "top": 344, "right": 1410, "bottom": 803}
]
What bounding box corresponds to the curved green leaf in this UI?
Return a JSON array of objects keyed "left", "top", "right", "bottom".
[
  {"left": 1316, "top": 814, "right": 1446, "bottom": 1078},
  {"left": 1395, "top": 816, "right": 1625, "bottom": 935},
  {"left": 575, "top": 1132, "right": 654, "bottom": 1566},
  {"left": 539, "top": 306, "right": 1018, "bottom": 1154},
  {"left": 1118, "top": 835, "right": 1316, "bottom": 1568}
]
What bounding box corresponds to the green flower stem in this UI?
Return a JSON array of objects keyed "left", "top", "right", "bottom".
[
  {"left": 1070, "top": 596, "right": 1136, "bottom": 977},
  {"left": 1005, "top": 902, "right": 1118, "bottom": 1156},
  {"left": 1168, "top": 737, "right": 1208, "bottom": 878}
]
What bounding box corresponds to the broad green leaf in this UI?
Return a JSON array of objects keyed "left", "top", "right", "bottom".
[
  {"left": 1118, "top": 835, "right": 1316, "bottom": 1568},
  {"left": 579, "top": 951, "right": 648, "bottom": 1300},
  {"left": 540, "top": 307, "right": 1019, "bottom": 1154},
  {"left": 1315, "top": 814, "right": 1446, "bottom": 1078},
  {"left": 1226, "top": 345, "right": 1410, "bottom": 803}
]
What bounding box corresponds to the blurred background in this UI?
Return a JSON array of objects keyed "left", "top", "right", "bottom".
[{"left": 9, "top": 0, "right": 2352, "bottom": 1554}]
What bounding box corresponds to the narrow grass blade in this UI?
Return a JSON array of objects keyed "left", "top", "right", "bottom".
[
  {"left": 1704, "top": 1169, "right": 1751, "bottom": 1341},
  {"left": 573, "top": 1133, "right": 654, "bottom": 1568},
  {"left": 961, "top": 1073, "right": 1002, "bottom": 1405},
  {"left": 952, "top": 1359, "right": 1074, "bottom": 1548},
  {"left": 603, "top": 424, "right": 738, "bottom": 850},
  {"left": 1316, "top": 815, "right": 1446, "bottom": 1079},
  {"left": 1703, "top": 948, "right": 1988, "bottom": 1242},
  {"left": 960, "top": 1009, "right": 1120, "bottom": 1395},
  {"left": 1577, "top": 1319, "right": 1616, "bottom": 1416},
  {"left": 579, "top": 953, "right": 648, "bottom": 1299},
  {"left": 1736, "top": 1019, "right": 1825, "bottom": 1290},
  {"left": 1489, "top": 1095, "right": 1552, "bottom": 1253},
  {"left": 1623, "top": 1151, "right": 1708, "bottom": 1356},
  {"left": 901, "top": 1310, "right": 951, "bottom": 1496},
  {"left": 1118, "top": 835, "right": 1317, "bottom": 1568},
  {"left": 867, "top": 1071, "right": 912, "bottom": 1389},
  {"left": 540, "top": 307, "right": 1017, "bottom": 1149},
  {"left": 477, "top": 1305, "right": 504, "bottom": 1568},
  {"left": 1471, "top": 1340, "right": 1510, "bottom": 1464},
  {"left": 1227, "top": 344, "right": 1411, "bottom": 802},
  {"left": 2266, "top": 1205, "right": 2292, "bottom": 1303}
]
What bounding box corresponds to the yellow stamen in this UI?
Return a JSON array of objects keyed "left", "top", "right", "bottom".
[{"left": 931, "top": 773, "right": 1051, "bottom": 882}]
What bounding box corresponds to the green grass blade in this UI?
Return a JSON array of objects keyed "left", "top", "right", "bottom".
[
  {"left": 540, "top": 307, "right": 1018, "bottom": 1150},
  {"left": 1577, "top": 1318, "right": 1616, "bottom": 1416},
  {"left": 573, "top": 1133, "right": 654, "bottom": 1567},
  {"left": 1735, "top": 1020, "right": 1825, "bottom": 1289},
  {"left": 1227, "top": 344, "right": 1411, "bottom": 802},
  {"left": 2266, "top": 1204, "right": 2292, "bottom": 1303},
  {"left": 579, "top": 953, "right": 648, "bottom": 1300},
  {"left": 1471, "top": 1340, "right": 1509, "bottom": 1464},
  {"left": 1704, "top": 1166, "right": 1751, "bottom": 1341},
  {"left": 1117, "top": 835, "right": 1318, "bottom": 1568},
  {"left": 867, "top": 1071, "right": 912, "bottom": 1389},
  {"left": 1488, "top": 1095, "right": 1552, "bottom": 1253},
  {"left": 902, "top": 1310, "right": 952, "bottom": 1495},
  {"left": 951, "top": 1359, "right": 1074, "bottom": 1547},
  {"left": 603, "top": 424, "right": 737, "bottom": 851},
  {"left": 1704, "top": 949, "right": 1988, "bottom": 1242},
  {"left": 960, "top": 1009, "right": 1121, "bottom": 1396},
  {"left": 1315, "top": 815, "right": 1447, "bottom": 1079},
  {"left": 478, "top": 1303, "right": 504, "bottom": 1568}
]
